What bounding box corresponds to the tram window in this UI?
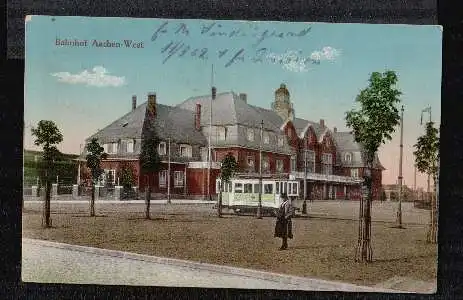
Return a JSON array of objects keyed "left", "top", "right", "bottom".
[
  {"left": 276, "top": 182, "right": 280, "bottom": 194},
  {"left": 264, "top": 184, "right": 273, "bottom": 194},
  {"left": 224, "top": 183, "right": 228, "bottom": 192},
  {"left": 284, "top": 182, "right": 287, "bottom": 194},
  {"left": 228, "top": 182, "right": 232, "bottom": 192},
  {"left": 292, "top": 183, "right": 297, "bottom": 194},
  {"left": 234, "top": 183, "right": 243, "bottom": 193},
  {"left": 244, "top": 183, "right": 253, "bottom": 193},
  {"left": 216, "top": 181, "right": 221, "bottom": 193},
  {"left": 254, "top": 184, "right": 260, "bottom": 193}
]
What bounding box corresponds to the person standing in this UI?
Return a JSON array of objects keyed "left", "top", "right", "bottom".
[{"left": 274, "top": 193, "right": 293, "bottom": 250}]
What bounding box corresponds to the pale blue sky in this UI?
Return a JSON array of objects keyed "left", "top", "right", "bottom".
[{"left": 24, "top": 16, "right": 442, "bottom": 188}]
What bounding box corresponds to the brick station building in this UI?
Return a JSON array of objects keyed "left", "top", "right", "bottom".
[{"left": 78, "top": 84, "right": 385, "bottom": 200}]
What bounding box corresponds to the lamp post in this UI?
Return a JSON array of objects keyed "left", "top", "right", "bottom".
[
  {"left": 395, "top": 105, "right": 405, "bottom": 228},
  {"left": 256, "top": 120, "right": 263, "bottom": 219},
  {"left": 207, "top": 85, "right": 216, "bottom": 201}
]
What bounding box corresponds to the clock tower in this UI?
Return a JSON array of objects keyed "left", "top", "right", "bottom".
[{"left": 271, "top": 83, "right": 295, "bottom": 121}]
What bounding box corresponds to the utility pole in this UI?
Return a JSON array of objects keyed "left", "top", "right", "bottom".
[
  {"left": 303, "top": 147, "right": 308, "bottom": 214},
  {"left": 77, "top": 143, "right": 82, "bottom": 185},
  {"left": 257, "top": 120, "right": 263, "bottom": 219},
  {"left": 207, "top": 65, "right": 214, "bottom": 201},
  {"left": 167, "top": 137, "right": 171, "bottom": 204},
  {"left": 395, "top": 105, "right": 405, "bottom": 228}
]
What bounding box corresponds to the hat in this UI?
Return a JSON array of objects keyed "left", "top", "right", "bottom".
[{"left": 281, "top": 193, "right": 288, "bottom": 200}]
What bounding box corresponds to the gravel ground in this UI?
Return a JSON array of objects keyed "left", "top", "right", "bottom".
[{"left": 22, "top": 202, "right": 437, "bottom": 287}]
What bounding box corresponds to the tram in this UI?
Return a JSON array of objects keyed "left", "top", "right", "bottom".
[{"left": 215, "top": 178, "right": 301, "bottom": 216}]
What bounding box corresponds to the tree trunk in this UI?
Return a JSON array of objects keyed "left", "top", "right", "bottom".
[
  {"left": 356, "top": 163, "right": 373, "bottom": 262},
  {"left": 145, "top": 184, "right": 151, "bottom": 220},
  {"left": 217, "top": 182, "right": 223, "bottom": 217},
  {"left": 42, "top": 179, "right": 52, "bottom": 228},
  {"left": 90, "top": 183, "right": 95, "bottom": 217},
  {"left": 427, "top": 175, "right": 438, "bottom": 244}
]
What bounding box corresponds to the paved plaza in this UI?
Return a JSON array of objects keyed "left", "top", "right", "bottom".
[
  {"left": 22, "top": 238, "right": 403, "bottom": 292},
  {"left": 22, "top": 199, "right": 436, "bottom": 293}
]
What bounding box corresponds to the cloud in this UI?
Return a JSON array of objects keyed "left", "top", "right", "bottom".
[
  {"left": 310, "top": 46, "right": 341, "bottom": 62},
  {"left": 51, "top": 66, "right": 126, "bottom": 87}
]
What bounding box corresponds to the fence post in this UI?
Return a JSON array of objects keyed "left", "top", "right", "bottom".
[
  {"left": 52, "top": 183, "right": 58, "bottom": 199},
  {"left": 31, "top": 185, "right": 38, "bottom": 197},
  {"left": 115, "top": 185, "right": 122, "bottom": 201},
  {"left": 72, "top": 184, "right": 79, "bottom": 200},
  {"left": 95, "top": 185, "right": 101, "bottom": 201}
]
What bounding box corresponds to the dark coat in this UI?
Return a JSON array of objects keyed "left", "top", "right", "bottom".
[{"left": 274, "top": 200, "right": 293, "bottom": 239}]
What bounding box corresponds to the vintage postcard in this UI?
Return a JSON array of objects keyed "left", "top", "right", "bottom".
[{"left": 23, "top": 16, "right": 442, "bottom": 293}]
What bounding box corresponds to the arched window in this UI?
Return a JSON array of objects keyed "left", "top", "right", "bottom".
[{"left": 345, "top": 152, "right": 352, "bottom": 162}]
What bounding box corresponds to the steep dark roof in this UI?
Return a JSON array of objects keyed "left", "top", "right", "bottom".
[
  {"left": 293, "top": 118, "right": 325, "bottom": 138},
  {"left": 333, "top": 131, "right": 385, "bottom": 170},
  {"left": 87, "top": 102, "right": 206, "bottom": 145}
]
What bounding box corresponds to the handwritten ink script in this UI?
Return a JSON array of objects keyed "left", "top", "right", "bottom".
[{"left": 150, "top": 21, "right": 320, "bottom": 69}]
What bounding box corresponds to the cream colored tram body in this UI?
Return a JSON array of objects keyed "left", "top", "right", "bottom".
[{"left": 216, "top": 178, "right": 300, "bottom": 215}]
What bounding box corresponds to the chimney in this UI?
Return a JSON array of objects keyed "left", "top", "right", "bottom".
[
  {"left": 239, "top": 93, "right": 247, "bottom": 103},
  {"left": 195, "top": 103, "right": 201, "bottom": 130},
  {"left": 132, "top": 95, "right": 137, "bottom": 111},
  {"left": 212, "top": 87, "right": 217, "bottom": 100},
  {"left": 333, "top": 127, "right": 337, "bottom": 133},
  {"left": 320, "top": 119, "right": 325, "bottom": 128},
  {"left": 147, "top": 92, "right": 156, "bottom": 117}
]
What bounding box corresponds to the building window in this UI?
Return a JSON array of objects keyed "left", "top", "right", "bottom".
[
  {"left": 326, "top": 137, "right": 331, "bottom": 147},
  {"left": 290, "top": 155, "right": 297, "bottom": 172},
  {"left": 200, "top": 147, "right": 208, "bottom": 161},
  {"left": 321, "top": 153, "right": 333, "bottom": 175},
  {"left": 247, "top": 156, "right": 255, "bottom": 169},
  {"left": 218, "top": 127, "right": 227, "bottom": 141},
  {"left": 351, "top": 168, "right": 359, "bottom": 178},
  {"left": 104, "top": 143, "right": 118, "bottom": 154},
  {"left": 304, "top": 150, "right": 316, "bottom": 173},
  {"left": 263, "top": 157, "right": 270, "bottom": 171},
  {"left": 158, "top": 142, "right": 166, "bottom": 155},
  {"left": 247, "top": 128, "right": 254, "bottom": 141},
  {"left": 278, "top": 136, "right": 284, "bottom": 147},
  {"left": 276, "top": 159, "right": 284, "bottom": 172},
  {"left": 159, "top": 170, "right": 167, "bottom": 187},
  {"left": 127, "top": 140, "right": 134, "bottom": 153},
  {"left": 174, "top": 171, "right": 184, "bottom": 187},
  {"left": 345, "top": 152, "right": 352, "bottom": 163},
  {"left": 179, "top": 145, "right": 192, "bottom": 157},
  {"left": 103, "top": 169, "right": 116, "bottom": 186},
  {"left": 263, "top": 132, "right": 270, "bottom": 144},
  {"left": 112, "top": 142, "right": 118, "bottom": 153}
]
